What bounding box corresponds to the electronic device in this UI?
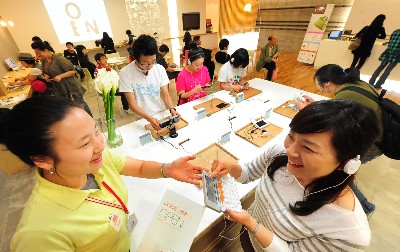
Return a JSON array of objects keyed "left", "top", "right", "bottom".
[
  {"left": 201, "top": 85, "right": 211, "bottom": 89},
  {"left": 159, "top": 116, "right": 179, "bottom": 138},
  {"left": 328, "top": 30, "right": 343, "bottom": 40},
  {"left": 216, "top": 103, "right": 228, "bottom": 109},
  {"left": 5, "top": 58, "right": 21, "bottom": 71},
  {"left": 343, "top": 155, "right": 361, "bottom": 175},
  {"left": 201, "top": 171, "right": 242, "bottom": 212},
  {"left": 182, "top": 12, "right": 200, "bottom": 31},
  {"left": 253, "top": 119, "right": 269, "bottom": 129}
]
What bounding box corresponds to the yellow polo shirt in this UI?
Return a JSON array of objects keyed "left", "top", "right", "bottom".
[{"left": 11, "top": 149, "right": 129, "bottom": 252}]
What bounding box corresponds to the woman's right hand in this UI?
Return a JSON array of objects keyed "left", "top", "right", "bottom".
[
  {"left": 210, "top": 160, "right": 232, "bottom": 178},
  {"left": 193, "top": 85, "right": 203, "bottom": 93},
  {"left": 296, "top": 95, "right": 315, "bottom": 110},
  {"left": 43, "top": 74, "right": 51, "bottom": 82},
  {"left": 231, "top": 85, "right": 242, "bottom": 93}
]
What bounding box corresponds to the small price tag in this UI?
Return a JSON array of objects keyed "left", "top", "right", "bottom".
[
  {"left": 139, "top": 131, "right": 153, "bottom": 146},
  {"left": 235, "top": 92, "right": 244, "bottom": 103},
  {"left": 264, "top": 108, "right": 272, "bottom": 120},
  {"left": 220, "top": 131, "right": 231, "bottom": 145},
  {"left": 196, "top": 108, "right": 206, "bottom": 120}
]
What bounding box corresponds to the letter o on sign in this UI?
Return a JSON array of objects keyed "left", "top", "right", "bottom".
[{"left": 65, "top": 2, "right": 81, "bottom": 19}]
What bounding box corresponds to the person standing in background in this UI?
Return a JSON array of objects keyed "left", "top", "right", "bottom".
[
  {"left": 31, "top": 41, "right": 92, "bottom": 117},
  {"left": 193, "top": 35, "right": 215, "bottom": 81},
  {"left": 64, "top": 42, "right": 85, "bottom": 81},
  {"left": 369, "top": 29, "right": 400, "bottom": 88},
  {"left": 215, "top": 39, "right": 231, "bottom": 64},
  {"left": 256, "top": 34, "right": 280, "bottom": 81},
  {"left": 350, "top": 14, "right": 386, "bottom": 69},
  {"left": 100, "top": 32, "right": 116, "bottom": 54},
  {"left": 75, "top": 45, "right": 96, "bottom": 79}
]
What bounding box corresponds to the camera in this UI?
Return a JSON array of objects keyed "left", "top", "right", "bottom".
[{"left": 159, "top": 115, "right": 179, "bottom": 138}]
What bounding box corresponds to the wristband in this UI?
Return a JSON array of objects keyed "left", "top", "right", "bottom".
[
  {"left": 160, "top": 163, "right": 167, "bottom": 178},
  {"left": 250, "top": 222, "right": 260, "bottom": 235}
]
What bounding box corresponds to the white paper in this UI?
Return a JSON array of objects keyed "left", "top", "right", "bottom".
[{"left": 137, "top": 189, "right": 205, "bottom": 252}]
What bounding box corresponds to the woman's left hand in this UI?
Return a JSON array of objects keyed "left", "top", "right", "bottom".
[
  {"left": 165, "top": 156, "right": 205, "bottom": 186},
  {"left": 224, "top": 209, "right": 252, "bottom": 225}
]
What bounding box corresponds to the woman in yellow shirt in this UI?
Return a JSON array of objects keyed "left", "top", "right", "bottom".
[{"left": 0, "top": 96, "right": 204, "bottom": 251}]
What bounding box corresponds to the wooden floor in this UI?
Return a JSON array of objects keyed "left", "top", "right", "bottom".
[{"left": 83, "top": 51, "right": 400, "bottom": 252}]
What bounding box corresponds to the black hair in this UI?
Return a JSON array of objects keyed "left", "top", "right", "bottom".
[
  {"left": 314, "top": 64, "right": 360, "bottom": 87},
  {"left": 188, "top": 47, "right": 205, "bottom": 63},
  {"left": 230, "top": 48, "right": 249, "bottom": 68},
  {"left": 267, "top": 99, "right": 379, "bottom": 215},
  {"left": 94, "top": 53, "right": 106, "bottom": 62},
  {"left": 131, "top": 34, "right": 158, "bottom": 60},
  {"left": 363, "top": 14, "right": 386, "bottom": 39},
  {"left": 183, "top": 31, "right": 192, "bottom": 43},
  {"left": 159, "top": 44, "right": 169, "bottom": 53},
  {"left": 189, "top": 41, "right": 198, "bottom": 50},
  {"left": 102, "top": 32, "right": 111, "bottom": 39},
  {"left": 126, "top": 30, "right": 132, "bottom": 35},
  {"left": 31, "top": 41, "right": 53, "bottom": 52},
  {"left": 0, "top": 96, "right": 82, "bottom": 166},
  {"left": 218, "top": 39, "right": 229, "bottom": 50},
  {"left": 66, "top": 42, "right": 73, "bottom": 46},
  {"left": 75, "top": 45, "right": 86, "bottom": 58},
  {"left": 32, "top": 36, "right": 42, "bottom": 42},
  {"left": 193, "top": 35, "right": 201, "bottom": 42}
]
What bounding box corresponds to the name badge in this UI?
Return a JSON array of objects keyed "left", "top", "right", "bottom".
[
  {"left": 109, "top": 212, "right": 123, "bottom": 232},
  {"left": 126, "top": 212, "right": 138, "bottom": 233}
]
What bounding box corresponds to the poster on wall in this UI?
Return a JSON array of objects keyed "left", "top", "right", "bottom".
[{"left": 297, "top": 4, "right": 335, "bottom": 64}]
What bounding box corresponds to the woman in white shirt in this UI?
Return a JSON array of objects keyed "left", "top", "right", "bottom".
[
  {"left": 211, "top": 99, "right": 379, "bottom": 252},
  {"left": 218, "top": 48, "right": 250, "bottom": 93}
]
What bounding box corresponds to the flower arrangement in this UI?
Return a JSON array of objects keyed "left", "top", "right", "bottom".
[{"left": 94, "top": 67, "right": 123, "bottom": 147}]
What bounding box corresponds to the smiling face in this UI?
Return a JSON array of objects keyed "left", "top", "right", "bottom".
[
  {"left": 49, "top": 108, "right": 105, "bottom": 179},
  {"left": 284, "top": 130, "right": 340, "bottom": 184}
]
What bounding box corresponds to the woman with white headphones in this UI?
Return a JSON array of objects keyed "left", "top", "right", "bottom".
[{"left": 211, "top": 100, "right": 379, "bottom": 252}]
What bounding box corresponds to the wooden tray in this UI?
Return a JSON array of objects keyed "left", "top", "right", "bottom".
[
  {"left": 235, "top": 122, "right": 283, "bottom": 147},
  {"left": 230, "top": 87, "right": 262, "bottom": 100},
  {"left": 188, "top": 143, "right": 238, "bottom": 172},
  {"left": 273, "top": 100, "right": 299, "bottom": 119},
  {"left": 193, "top": 98, "right": 230, "bottom": 116},
  {"left": 144, "top": 116, "right": 188, "bottom": 139}
]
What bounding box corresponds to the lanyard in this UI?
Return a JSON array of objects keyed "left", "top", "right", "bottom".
[{"left": 85, "top": 181, "right": 129, "bottom": 214}]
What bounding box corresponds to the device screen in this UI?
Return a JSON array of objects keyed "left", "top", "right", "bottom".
[
  {"left": 256, "top": 120, "right": 267, "bottom": 127},
  {"left": 216, "top": 103, "right": 228, "bottom": 109}
]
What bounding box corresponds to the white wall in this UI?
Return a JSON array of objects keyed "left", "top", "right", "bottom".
[
  {"left": 0, "top": 26, "right": 20, "bottom": 77},
  {"left": 0, "top": 0, "right": 130, "bottom": 53},
  {"left": 344, "top": 0, "right": 400, "bottom": 35},
  {"left": 206, "top": 0, "right": 220, "bottom": 34}
]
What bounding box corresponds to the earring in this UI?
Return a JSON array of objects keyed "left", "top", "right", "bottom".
[{"left": 49, "top": 167, "right": 56, "bottom": 175}]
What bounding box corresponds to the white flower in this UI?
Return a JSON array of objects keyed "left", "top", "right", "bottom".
[{"left": 94, "top": 68, "right": 119, "bottom": 94}]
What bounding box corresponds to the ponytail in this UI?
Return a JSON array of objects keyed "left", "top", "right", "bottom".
[{"left": 315, "top": 64, "right": 360, "bottom": 85}]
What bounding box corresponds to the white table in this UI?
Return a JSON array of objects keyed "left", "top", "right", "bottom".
[{"left": 113, "top": 79, "right": 325, "bottom": 251}]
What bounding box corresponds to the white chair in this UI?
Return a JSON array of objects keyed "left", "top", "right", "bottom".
[
  {"left": 81, "top": 68, "right": 94, "bottom": 94},
  {"left": 212, "top": 62, "right": 223, "bottom": 86},
  {"left": 247, "top": 49, "right": 256, "bottom": 78}
]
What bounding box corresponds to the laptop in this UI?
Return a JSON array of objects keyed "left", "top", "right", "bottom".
[
  {"left": 328, "top": 30, "right": 343, "bottom": 40},
  {"left": 5, "top": 58, "right": 21, "bottom": 71}
]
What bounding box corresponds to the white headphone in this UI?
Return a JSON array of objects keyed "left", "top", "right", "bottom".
[
  {"left": 343, "top": 155, "right": 361, "bottom": 175},
  {"left": 230, "top": 57, "right": 235, "bottom": 63}
]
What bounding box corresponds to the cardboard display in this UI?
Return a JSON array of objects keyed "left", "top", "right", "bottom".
[
  {"left": 230, "top": 86, "right": 262, "bottom": 100},
  {"left": 193, "top": 98, "right": 230, "bottom": 116},
  {"left": 235, "top": 122, "right": 283, "bottom": 147},
  {"left": 144, "top": 116, "right": 188, "bottom": 139},
  {"left": 273, "top": 100, "right": 299, "bottom": 119}
]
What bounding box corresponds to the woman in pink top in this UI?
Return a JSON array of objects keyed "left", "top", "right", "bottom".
[{"left": 176, "top": 47, "right": 211, "bottom": 105}]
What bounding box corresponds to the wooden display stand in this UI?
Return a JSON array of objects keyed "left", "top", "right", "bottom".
[
  {"left": 273, "top": 100, "right": 299, "bottom": 119},
  {"left": 235, "top": 122, "right": 283, "bottom": 147},
  {"left": 188, "top": 143, "right": 238, "bottom": 172},
  {"left": 193, "top": 98, "right": 230, "bottom": 116},
  {"left": 0, "top": 81, "right": 9, "bottom": 96},
  {"left": 144, "top": 116, "right": 189, "bottom": 139},
  {"left": 230, "top": 87, "right": 262, "bottom": 100}
]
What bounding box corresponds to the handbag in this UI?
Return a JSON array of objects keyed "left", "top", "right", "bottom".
[{"left": 348, "top": 38, "right": 362, "bottom": 50}]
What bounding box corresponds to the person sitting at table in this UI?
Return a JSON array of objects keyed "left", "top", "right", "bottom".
[
  {"left": 176, "top": 47, "right": 211, "bottom": 105},
  {"left": 94, "top": 53, "right": 131, "bottom": 114},
  {"left": 31, "top": 41, "right": 92, "bottom": 117},
  {"left": 119, "top": 34, "right": 179, "bottom": 130},
  {"left": 75, "top": 45, "right": 96, "bottom": 79},
  {"left": 215, "top": 38, "right": 231, "bottom": 64},
  {"left": 193, "top": 35, "right": 215, "bottom": 81},
  {"left": 63, "top": 42, "right": 85, "bottom": 81},
  {"left": 211, "top": 99, "right": 379, "bottom": 252},
  {"left": 218, "top": 48, "right": 250, "bottom": 92},
  {"left": 156, "top": 44, "right": 179, "bottom": 81},
  {"left": 10, "top": 53, "right": 53, "bottom": 95},
  {"left": 0, "top": 96, "right": 204, "bottom": 251},
  {"left": 256, "top": 34, "right": 280, "bottom": 81},
  {"left": 100, "top": 32, "right": 117, "bottom": 54},
  {"left": 296, "top": 64, "right": 383, "bottom": 217}
]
